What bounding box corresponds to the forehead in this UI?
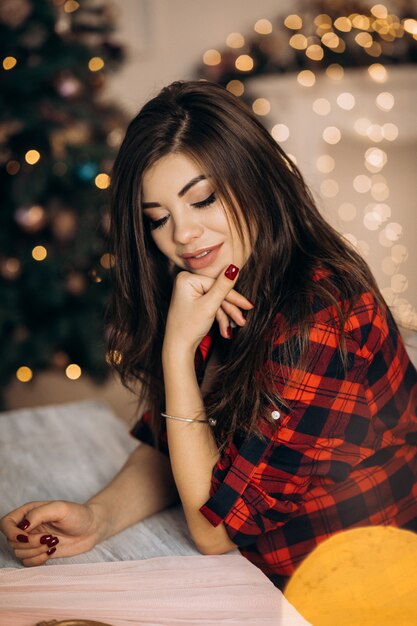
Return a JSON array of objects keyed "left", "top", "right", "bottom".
[{"left": 142, "top": 153, "right": 206, "bottom": 194}]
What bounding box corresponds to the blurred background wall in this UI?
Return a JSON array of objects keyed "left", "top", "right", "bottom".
[{"left": 1, "top": 0, "right": 416, "bottom": 424}]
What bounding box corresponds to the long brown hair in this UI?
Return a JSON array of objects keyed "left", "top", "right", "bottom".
[{"left": 107, "top": 79, "right": 386, "bottom": 454}]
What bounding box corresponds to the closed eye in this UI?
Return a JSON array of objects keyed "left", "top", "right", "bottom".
[
  {"left": 192, "top": 192, "right": 216, "bottom": 208},
  {"left": 147, "top": 192, "right": 216, "bottom": 231}
]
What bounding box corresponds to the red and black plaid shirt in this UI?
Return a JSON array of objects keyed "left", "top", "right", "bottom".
[{"left": 131, "top": 269, "right": 417, "bottom": 589}]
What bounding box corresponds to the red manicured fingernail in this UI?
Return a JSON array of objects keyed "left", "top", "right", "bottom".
[
  {"left": 16, "top": 534, "right": 29, "bottom": 543},
  {"left": 47, "top": 537, "right": 59, "bottom": 548},
  {"left": 224, "top": 264, "right": 239, "bottom": 280},
  {"left": 47, "top": 547, "right": 56, "bottom": 556},
  {"left": 227, "top": 326, "right": 232, "bottom": 338},
  {"left": 17, "top": 518, "right": 30, "bottom": 531},
  {"left": 40, "top": 535, "right": 53, "bottom": 545}
]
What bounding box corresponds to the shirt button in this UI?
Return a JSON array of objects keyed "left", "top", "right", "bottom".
[{"left": 271, "top": 410, "right": 281, "bottom": 420}]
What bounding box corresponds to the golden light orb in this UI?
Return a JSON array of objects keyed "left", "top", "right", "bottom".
[
  {"left": 284, "top": 14, "right": 302, "bottom": 30},
  {"left": 289, "top": 34, "right": 308, "bottom": 50},
  {"left": 203, "top": 49, "right": 221, "bottom": 66},
  {"left": 66, "top": 364, "right": 82, "bottom": 380},
  {"left": 368, "top": 63, "right": 388, "bottom": 82},
  {"left": 100, "top": 253, "right": 116, "bottom": 269},
  {"left": 3, "top": 56, "right": 17, "bottom": 70},
  {"left": 314, "top": 14, "right": 332, "bottom": 27},
  {"left": 226, "top": 80, "right": 244, "bottom": 96},
  {"left": 352, "top": 14, "right": 370, "bottom": 30},
  {"left": 326, "top": 64, "right": 344, "bottom": 80},
  {"left": 371, "top": 4, "right": 388, "bottom": 19},
  {"left": 353, "top": 174, "right": 372, "bottom": 193},
  {"left": 306, "top": 44, "right": 324, "bottom": 61},
  {"left": 254, "top": 19, "right": 273, "bottom": 35},
  {"left": 403, "top": 19, "right": 417, "bottom": 35},
  {"left": 336, "top": 92, "right": 355, "bottom": 110},
  {"left": 25, "top": 150, "right": 41, "bottom": 165},
  {"left": 323, "top": 126, "right": 341, "bottom": 145},
  {"left": 334, "top": 17, "right": 352, "bottom": 32},
  {"left": 226, "top": 32, "right": 245, "bottom": 48},
  {"left": 32, "top": 245, "right": 47, "bottom": 261},
  {"left": 271, "top": 124, "right": 290, "bottom": 142},
  {"left": 355, "top": 32, "right": 373, "bottom": 48},
  {"left": 297, "top": 70, "right": 316, "bottom": 87},
  {"left": 95, "top": 173, "right": 110, "bottom": 189},
  {"left": 64, "top": 0, "right": 79, "bottom": 12},
  {"left": 321, "top": 32, "right": 340, "bottom": 49},
  {"left": 16, "top": 366, "right": 33, "bottom": 383},
  {"left": 235, "top": 54, "right": 254, "bottom": 71},
  {"left": 252, "top": 98, "right": 271, "bottom": 116},
  {"left": 88, "top": 56, "right": 105, "bottom": 72}
]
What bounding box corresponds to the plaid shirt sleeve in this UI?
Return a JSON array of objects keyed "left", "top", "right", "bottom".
[{"left": 199, "top": 287, "right": 417, "bottom": 562}]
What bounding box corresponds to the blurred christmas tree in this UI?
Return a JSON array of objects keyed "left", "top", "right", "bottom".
[{"left": 0, "top": 0, "right": 127, "bottom": 405}]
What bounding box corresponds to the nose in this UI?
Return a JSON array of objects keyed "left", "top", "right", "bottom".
[{"left": 172, "top": 213, "right": 204, "bottom": 245}]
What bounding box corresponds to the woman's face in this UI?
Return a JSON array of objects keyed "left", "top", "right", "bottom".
[{"left": 141, "top": 153, "right": 253, "bottom": 278}]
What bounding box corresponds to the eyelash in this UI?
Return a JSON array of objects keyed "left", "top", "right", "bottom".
[{"left": 148, "top": 192, "right": 216, "bottom": 231}]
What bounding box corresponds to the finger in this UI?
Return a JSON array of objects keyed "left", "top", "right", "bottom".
[
  {"left": 14, "top": 545, "right": 51, "bottom": 559},
  {"left": 223, "top": 289, "right": 254, "bottom": 310},
  {"left": 204, "top": 264, "right": 241, "bottom": 312},
  {"left": 220, "top": 300, "right": 247, "bottom": 327},
  {"left": 22, "top": 551, "right": 52, "bottom": 567},
  {"left": 215, "top": 307, "right": 232, "bottom": 339}
]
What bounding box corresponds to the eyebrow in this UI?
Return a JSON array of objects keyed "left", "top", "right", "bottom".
[{"left": 141, "top": 175, "right": 207, "bottom": 209}]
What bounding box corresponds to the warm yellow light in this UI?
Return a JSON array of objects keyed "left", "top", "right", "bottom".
[
  {"left": 226, "top": 32, "right": 245, "bottom": 48},
  {"left": 306, "top": 44, "right": 324, "bottom": 61},
  {"left": 403, "top": 19, "right": 417, "bottom": 35},
  {"left": 64, "top": 0, "right": 79, "bottom": 12},
  {"left": 284, "top": 14, "right": 302, "bottom": 30},
  {"left": 366, "top": 42, "right": 382, "bottom": 57},
  {"left": 252, "top": 98, "right": 271, "bottom": 116},
  {"left": 355, "top": 32, "right": 373, "bottom": 48},
  {"left": 289, "top": 34, "right": 308, "bottom": 50},
  {"left": 95, "top": 173, "right": 110, "bottom": 189},
  {"left": 321, "top": 32, "right": 340, "bottom": 49},
  {"left": 376, "top": 91, "right": 394, "bottom": 111},
  {"left": 88, "top": 56, "right": 105, "bottom": 72},
  {"left": 203, "top": 49, "right": 221, "bottom": 66},
  {"left": 235, "top": 54, "right": 254, "bottom": 71},
  {"left": 353, "top": 174, "right": 372, "bottom": 193},
  {"left": 334, "top": 17, "right": 352, "bottom": 32},
  {"left": 352, "top": 14, "right": 370, "bottom": 30},
  {"left": 100, "top": 253, "right": 115, "bottom": 269},
  {"left": 66, "top": 364, "right": 82, "bottom": 380},
  {"left": 3, "top": 56, "right": 17, "bottom": 70},
  {"left": 368, "top": 63, "right": 387, "bottom": 82},
  {"left": 336, "top": 92, "right": 355, "bottom": 110},
  {"left": 16, "top": 366, "right": 33, "bottom": 382},
  {"left": 312, "top": 98, "right": 331, "bottom": 116},
  {"left": 365, "top": 147, "right": 387, "bottom": 169},
  {"left": 314, "top": 14, "right": 332, "bottom": 26},
  {"left": 297, "top": 70, "right": 316, "bottom": 87},
  {"left": 226, "top": 80, "right": 244, "bottom": 96},
  {"left": 25, "top": 150, "right": 41, "bottom": 165},
  {"left": 326, "top": 64, "right": 344, "bottom": 80},
  {"left": 271, "top": 124, "right": 290, "bottom": 142},
  {"left": 382, "top": 123, "right": 399, "bottom": 141},
  {"left": 316, "top": 155, "right": 335, "bottom": 173},
  {"left": 371, "top": 4, "right": 388, "bottom": 19},
  {"left": 323, "top": 127, "right": 341, "bottom": 145},
  {"left": 32, "top": 245, "right": 47, "bottom": 261},
  {"left": 254, "top": 19, "right": 273, "bottom": 35}
]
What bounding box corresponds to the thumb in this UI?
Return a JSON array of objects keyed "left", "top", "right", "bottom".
[
  {"left": 206, "top": 264, "right": 240, "bottom": 306},
  {"left": 14, "top": 501, "right": 66, "bottom": 533}
]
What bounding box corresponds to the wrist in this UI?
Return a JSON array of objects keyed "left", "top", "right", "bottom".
[
  {"left": 162, "top": 339, "right": 197, "bottom": 363},
  {"left": 84, "top": 500, "right": 111, "bottom": 544}
]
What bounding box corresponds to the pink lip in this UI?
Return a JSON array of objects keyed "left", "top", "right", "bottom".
[{"left": 181, "top": 243, "right": 223, "bottom": 270}]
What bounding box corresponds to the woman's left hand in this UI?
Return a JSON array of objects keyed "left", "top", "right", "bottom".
[{"left": 163, "top": 264, "right": 253, "bottom": 355}]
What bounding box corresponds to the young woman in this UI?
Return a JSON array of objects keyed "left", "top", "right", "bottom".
[{"left": 1, "top": 80, "right": 417, "bottom": 590}]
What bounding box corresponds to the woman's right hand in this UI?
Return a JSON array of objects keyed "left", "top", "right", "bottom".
[{"left": 0, "top": 500, "right": 105, "bottom": 566}]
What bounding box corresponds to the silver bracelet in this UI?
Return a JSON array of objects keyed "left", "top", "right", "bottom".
[{"left": 161, "top": 412, "right": 217, "bottom": 426}]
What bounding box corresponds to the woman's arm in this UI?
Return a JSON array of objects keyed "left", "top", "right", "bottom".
[{"left": 0, "top": 442, "right": 180, "bottom": 566}]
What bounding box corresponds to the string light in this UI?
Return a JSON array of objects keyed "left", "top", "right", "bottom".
[
  {"left": 334, "top": 17, "right": 352, "bottom": 32},
  {"left": 16, "top": 366, "right": 33, "bottom": 383},
  {"left": 3, "top": 56, "right": 17, "bottom": 70},
  {"left": 297, "top": 70, "right": 315, "bottom": 87},
  {"left": 64, "top": 0, "right": 79, "bottom": 13},
  {"left": 271, "top": 124, "right": 290, "bottom": 142},
  {"left": 284, "top": 15, "right": 302, "bottom": 30},
  {"left": 226, "top": 80, "right": 244, "bottom": 96},
  {"left": 88, "top": 57, "right": 105, "bottom": 72},
  {"left": 235, "top": 55, "right": 254, "bottom": 71},
  {"left": 252, "top": 98, "right": 271, "bottom": 115},
  {"left": 32, "top": 245, "right": 47, "bottom": 261},
  {"left": 336, "top": 92, "right": 355, "bottom": 110},
  {"left": 203, "top": 49, "right": 221, "bottom": 66},
  {"left": 355, "top": 32, "right": 373, "bottom": 48},
  {"left": 66, "top": 364, "right": 82, "bottom": 379},
  {"left": 321, "top": 32, "right": 340, "bottom": 49},
  {"left": 371, "top": 4, "right": 388, "bottom": 19},
  {"left": 25, "top": 150, "right": 41, "bottom": 165},
  {"left": 289, "top": 34, "right": 308, "bottom": 50},
  {"left": 306, "top": 45, "right": 324, "bottom": 61},
  {"left": 368, "top": 63, "right": 388, "bottom": 82},
  {"left": 95, "top": 173, "right": 110, "bottom": 189},
  {"left": 403, "top": 19, "right": 417, "bottom": 35},
  {"left": 254, "top": 19, "right": 272, "bottom": 35},
  {"left": 323, "top": 126, "right": 341, "bottom": 144},
  {"left": 376, "top": 92, "right": 394, "bottom": 111},
  {"left": 226, "top": 33, "right": 244, "bottom": 48},
  {"left": 326, "top": 64, "right": 344, "bottom": 80}
]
